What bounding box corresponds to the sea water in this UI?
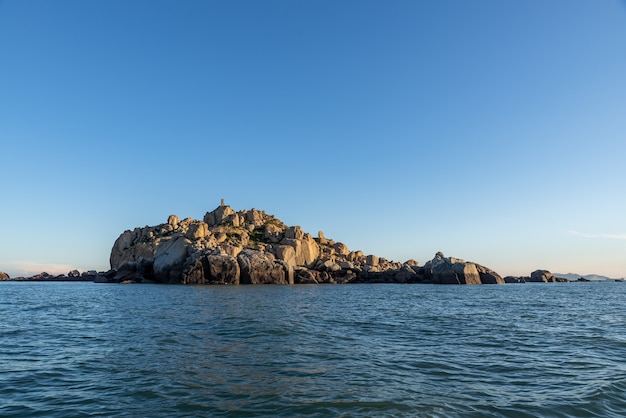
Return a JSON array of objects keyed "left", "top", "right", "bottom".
[{"left": 1, "top": 281, "right": 625, "bottom": 417}]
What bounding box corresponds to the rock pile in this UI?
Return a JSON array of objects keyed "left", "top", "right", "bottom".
[
  {"left": 106, "top": 204, "right": 504, "bottom": 285},
  {"left": 3, "top": 270, "right": 103, "bottom": 282},
  {"left": 503, "top": 269, "right": 569, "bottom": 283},
  {"left": 421, "top": 252, "right": 505, "bottom": 285}
]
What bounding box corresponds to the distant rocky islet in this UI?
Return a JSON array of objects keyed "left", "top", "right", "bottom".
[
  {"left": 104, "top": 204, "right": 507, "bottom": 285},
  {"left": 0, "top": 204, "right": 602, "bottom": 285}
]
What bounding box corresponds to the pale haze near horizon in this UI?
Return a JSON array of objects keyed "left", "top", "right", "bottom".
[{"left": 1, "top": 0, "right": 625, "bottom": 279}]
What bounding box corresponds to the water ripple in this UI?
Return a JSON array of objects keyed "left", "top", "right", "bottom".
[{"left": 1, "top": 282, "right": 626, "bottom": 417}]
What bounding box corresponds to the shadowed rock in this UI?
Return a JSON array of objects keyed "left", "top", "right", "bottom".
[
  {"left": 529, "top": 269, "right": 554, "bottom": 282},
  {"left": 237, "top": 249, "right": 288, "bottom": 284},
  {"left": 423, "top": 252, "right": 502, "bottom": 285}
]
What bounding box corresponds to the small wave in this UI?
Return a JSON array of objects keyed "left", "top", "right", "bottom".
[{"left": 2, "top": 282, "right": 626, "bottom": 417}]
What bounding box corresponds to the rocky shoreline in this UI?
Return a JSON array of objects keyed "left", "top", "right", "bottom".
[
  {"left": 0, "top": 270, "right": 98, "bottom": 282},
  {"left": 0, "top": 268, "right": 592, "bottom": 284},
  {"left": 0, "top": 204, "right": 603, "bottom": 285}
]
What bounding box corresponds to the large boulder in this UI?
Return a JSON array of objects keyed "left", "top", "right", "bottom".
[
  {"left": 181, "top": 258, "right": 204, "bottom": 284},
  {"left": 294, "top": 267, "right": 318, "bottom": 284},
  {"left": 284, "top": 226, "right": 305, "bottom": 240},
  {"left": 182, "top": 254, "right": 240, "bottom": 285},
  {"left": 263, "top": 223, "right": 284, "bottom": 243},
  {"left": 237, "top": 249, "right": 288, "bottom": 284},
  {"left": 423, "top": 252, "right": 488, "bottom": 285},
  {"left": 245, "top": 209, "right": 265, "bottom": 226},
  {"left": 218, "top": 243, "right": 243, "bottom": 258},
  {"left": 529, "top": 269, "right": 554, "bottom": 282},
  {"left": 319, "top": 260, "right": 342, "bottom": 272},
  {"left": 366, "top": 255, "right": 379, "bottom": 267},
  {"left": 333, "top": 242, "right": 350, "bottom": 256},
  {"left": 110, "top": 228, "right": 159, "bottom": 270},
  {"left": 185, "top": 222, "right": 209, "bottom": 241},
  {"left": 204, "top": 205, "right": 235, "bottom": 226},
  {"left": 280, "top": 235, "right": 319, "bottom": 266},
  {"left": 153, "top": 236, "right": 191, "bottom": 282},
  {"left": 167, "top": 214, "right": 180, "bottom": 229},
  {"left": 274, "top": 244, "right": 297, "bottom": 266},
  {"left": 206, "top": 254, "right": 240, "bottom": 284},
  {"left": 475, "top": 264, "right": 505, "bottom": 284}
]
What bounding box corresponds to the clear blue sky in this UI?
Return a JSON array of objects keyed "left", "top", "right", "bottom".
[{"left": 1, "top": 0, "right": 625, "bottom": 279}]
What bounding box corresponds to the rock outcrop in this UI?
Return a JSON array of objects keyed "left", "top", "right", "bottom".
[
  {"left": 237, "top": 249, "right": 291, "bottom": 285},
  {"left": 421, "top": 252, "right": 504, "bottom": 285},
  {"left": 153, "top": 236, "right": 191, "bottom": 283},
  {"left": 504, "top": 270, "right": 571, "bottom": 283},
  {"left": 3, "top": 270, "right": 107, "bottom": 282},
  {"left": 475, "top": 264, "right": 505, "bottom": 284},
  {"left": 182, "top": 254, "right": 241, "bottom": 285},
  {"left": 107, "top": 203, "right": 504, "bottom": 285},
  {"left": 504, "top": 276, "right": 526, "bottom": 284},
  {"left": 528, "top": 270, "right": 568, "bottom": 283},
  {"left": 528, "top": 269, "right": 552, "bottom": 282}
]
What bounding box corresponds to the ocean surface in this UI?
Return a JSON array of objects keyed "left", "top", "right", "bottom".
[{"left": 1, "top": 282, "right": 625, "bottom": 417}]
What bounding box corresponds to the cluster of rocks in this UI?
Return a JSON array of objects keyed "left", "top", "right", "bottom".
[
  {"left": 503, "top": 269, "right": 569, "bottom": 283},
  {"left": 104, "top": 204, "right": 506, "bottom": 285},
  {"left": 0, "top": 270, "right": 102, "bottom": 282}
]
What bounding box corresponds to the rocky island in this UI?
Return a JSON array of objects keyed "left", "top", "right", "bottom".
[
  {"left": 102, "top": 203, "right": 505, "bottom": 285},
  {"left": 1, "top": 204, "right": 603, "bottom": 285}
]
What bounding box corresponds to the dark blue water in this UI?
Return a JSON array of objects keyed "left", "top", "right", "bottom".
[{"left": 1, "top": 282, "right": 625, "bottom": 417}]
